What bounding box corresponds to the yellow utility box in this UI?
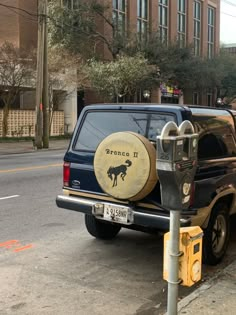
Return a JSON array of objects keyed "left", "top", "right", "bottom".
[{"left": 163, "top": 226, "right": 203, "bottom": 287}]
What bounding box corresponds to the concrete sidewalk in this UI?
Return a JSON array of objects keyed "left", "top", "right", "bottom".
[
  {"left": 1, "top": 139, "right": 236, "bottom": 315},
  {"left": 177, "top": 260, "right": 236, "bottom": 314},
  {"left": 0, "top": 139, "right": 70, "bottom": 155}
]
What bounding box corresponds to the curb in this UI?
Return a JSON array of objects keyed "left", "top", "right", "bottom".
[
  {"left": 163, "top": 261, "right": 234, "bottom": 315},
  {"left": 0, "top": 147, "right": 68, "bottom": 156},
  {"left": 177, "top": 283, "right": 212, "bottom": 313}
]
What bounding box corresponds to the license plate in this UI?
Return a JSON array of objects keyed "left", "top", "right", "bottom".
[{"left": 103, "top": 204, "right": 129, "bottom": 224}]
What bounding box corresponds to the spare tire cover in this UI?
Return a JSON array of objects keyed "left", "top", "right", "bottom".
[{"left": 94, "top": 131, "right": 158, "bottom": 201}]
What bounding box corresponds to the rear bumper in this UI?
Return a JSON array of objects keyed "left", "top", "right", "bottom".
[{"left": 56, "top": 195, "right": 192, "bottom": 231}]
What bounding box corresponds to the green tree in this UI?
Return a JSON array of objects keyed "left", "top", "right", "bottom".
[
  {"left": 190, "top": 51, "right": 236, "bottom": 105},
  {"left": 87, "top": 54, "right": 159, "bottom": 101},
  {"left": 213, "top": 52, "right": 236, "bottom": 104},
  {"left": 48, "top": 0, "right": 127, "bottom": 60},
  {"left": 48, "top": 1, "right": 232, "bottom": 105},
  {"left": 135, "top": 36, "right": 205, "bottom": 92}
]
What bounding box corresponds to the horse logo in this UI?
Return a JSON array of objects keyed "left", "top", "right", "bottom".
[{"left": 107, "top": 160, "right": 132, "bottom": 187}]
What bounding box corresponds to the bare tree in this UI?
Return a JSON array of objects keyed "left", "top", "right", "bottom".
[{"left": 0, "top": 42, "right": 35, "bottom": 136}]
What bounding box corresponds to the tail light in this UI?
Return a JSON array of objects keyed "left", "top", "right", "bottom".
[{"left": 63, "top": 162, "right": 70, "bottom": 187}]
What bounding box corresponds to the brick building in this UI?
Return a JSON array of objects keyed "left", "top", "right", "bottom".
[
  {"left": 0, "top": 0, "right": 221, "bottom": 121},
  {"left": 222, "top": 43, "right": 236, "bottom": 54},
  {"left": 221, "top": 43, "right": 236, "bottom": 109},
  {"left": 0, "top": 0, "right": 37, "bottom": 50},
  {"left": 112, "top": 0, "right": 220, "bottom": 57},
  {"left": 0, "top": 0, "right": 78, "bottom": 134},
  {"left": 0, "top": 0, "right": 38, "bottom": 110},
  {"left": 84, "top": 0, "right": 221, "bottom": 106}
]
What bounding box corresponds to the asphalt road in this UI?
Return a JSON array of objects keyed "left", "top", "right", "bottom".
[{"left": 0, "top": 150, "right": 235, "bottom": 315}]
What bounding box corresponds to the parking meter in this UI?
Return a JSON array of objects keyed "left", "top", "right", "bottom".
[{"left": 156, "top": 120, "right": 198, "bottom": 211}]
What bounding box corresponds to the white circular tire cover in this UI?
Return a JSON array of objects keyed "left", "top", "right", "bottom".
[{"left": 94, "top": 132, "right": 158, "bottom": 201}]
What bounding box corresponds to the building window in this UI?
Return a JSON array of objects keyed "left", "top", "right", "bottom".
[
  {"left": 208, "top": 6, "right": 215, "bottom": 59},
  {"left": 159, "top": 0, "right": 168, "bottom": 44},
  {"left": 61, "top": 0, "right": 79, "bottom": 10},
  {"left": 177, "top": 0, "right": 186, "bottom": 47},
  {"left": 113, "top": 0, "right": 127, "bottom": 36},
  {"left": 137, "top": 0, "right": 149, "bottom": 41},
  {"left": 193, "top": 1, "right": 201, "bottom": 56}
]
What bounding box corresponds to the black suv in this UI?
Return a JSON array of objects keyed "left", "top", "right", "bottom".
[{"left": 56, "top": 104, "right": 236, "bottom": 265}]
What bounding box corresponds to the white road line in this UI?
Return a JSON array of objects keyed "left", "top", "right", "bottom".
[{"left": 0, "top": 195, "right": 20, "bottom": 200}]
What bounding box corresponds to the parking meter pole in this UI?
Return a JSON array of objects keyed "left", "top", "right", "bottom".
[
  {"left": 167, "top": 210, "right": 180, "bottom": 315},
  {"left": 156, "top": 121, "right": 198, "bottom": 315}
]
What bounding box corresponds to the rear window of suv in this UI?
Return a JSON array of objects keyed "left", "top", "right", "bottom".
[{"left": 74, "top": 111, "right": 176, "bottom": 151}]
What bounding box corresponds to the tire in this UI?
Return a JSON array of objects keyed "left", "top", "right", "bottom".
[
  {"left": 203, "top": 202, "right": 230, "bottom": 265},
  {"left": 93, "top": 132, "right": 157, "bottom": 201},
  {"left": 85, "top": 214, "right": 121, "bottom": 240}
]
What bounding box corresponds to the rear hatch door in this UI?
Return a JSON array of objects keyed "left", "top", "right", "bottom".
[{"left": 65, "top": 106, "right": 179, "bottom": 201}]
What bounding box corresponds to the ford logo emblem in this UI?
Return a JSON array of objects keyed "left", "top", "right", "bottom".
[{"left": 72, "top": 180, "right": 80, "bottom": 186}]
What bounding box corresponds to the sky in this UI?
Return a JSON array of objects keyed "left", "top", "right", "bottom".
[{"left": 220, "top": 0, "right": 236, "bottom": 44}]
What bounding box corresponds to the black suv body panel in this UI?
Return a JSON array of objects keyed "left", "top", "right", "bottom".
[
  {"left": 64, "top": 104, "right": 192, "bottom": 201},
  {"left": 57, "top": 104, "right": 236, "bottom": 231}
]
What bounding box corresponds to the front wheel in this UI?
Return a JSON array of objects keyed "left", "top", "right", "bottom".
[
  {"left": 85, "top": 214, "right": 121, "bottom": 240},
  {"left": 203, "top": 202, "right": 230, "bottom": 265}
]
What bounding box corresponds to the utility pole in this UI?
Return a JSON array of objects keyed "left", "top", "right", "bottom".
[
  {"left": 35, "top": 0, "right": 49, "bottom": 149},
  {"left": 35, "top": 0, "right": 45, "bottom": 149},
  {"left": 42, "top": 0, "right": 49, "bottom": 148}
]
